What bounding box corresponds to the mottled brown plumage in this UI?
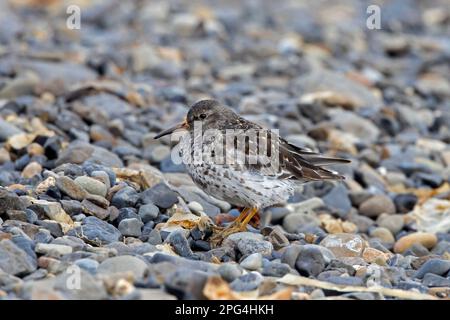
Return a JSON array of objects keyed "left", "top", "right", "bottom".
[
  {"left": 155, "top": 99, "right": 350, "bottom": 243},
  {"left": 183, "top": 99, "right": 349, "bottom": 184}
]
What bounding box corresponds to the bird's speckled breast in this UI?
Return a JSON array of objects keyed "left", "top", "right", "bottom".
[{"left": 178, "top": 133, "right": 295, "bottom": 208}]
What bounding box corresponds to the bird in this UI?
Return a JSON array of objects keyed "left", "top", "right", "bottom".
[{"left": 154, "top": 99, "right": 350, "bottom": 244}]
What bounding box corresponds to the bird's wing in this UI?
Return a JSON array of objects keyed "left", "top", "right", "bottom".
[
  {"left": 217, "top": 125, "right": 350, "bottom": 181},
  {"left": 278, "top": 136, "right": 350, "bottom": 181}
]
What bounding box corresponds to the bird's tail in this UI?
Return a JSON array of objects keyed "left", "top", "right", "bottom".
[{"left": 284, "top": 142, "right": 351, "bottom": 181}]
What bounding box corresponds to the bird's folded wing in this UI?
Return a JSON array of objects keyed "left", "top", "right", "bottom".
[{"left": 218, "top": 128, "right": 350, "bottom": 181}]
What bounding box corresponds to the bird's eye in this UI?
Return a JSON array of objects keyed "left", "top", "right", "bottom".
[{"left": 199, "top": 113, "right": 207, "bottom": 119}]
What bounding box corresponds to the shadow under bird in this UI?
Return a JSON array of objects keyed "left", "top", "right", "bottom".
[{"left": 155, "top": 99, "right": 350, "bottom": 244}]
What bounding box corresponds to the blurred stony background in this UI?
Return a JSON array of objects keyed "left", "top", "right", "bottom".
[{"left": 0, "top": 0, "right": 449, "bottom": 300}]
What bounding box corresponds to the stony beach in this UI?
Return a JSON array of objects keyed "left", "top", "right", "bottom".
[{"left": 0, "top": 0, "right": 449, "bottom": 300}]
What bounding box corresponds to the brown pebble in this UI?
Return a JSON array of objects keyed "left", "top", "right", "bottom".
[
  {"left": 394, "top": 232, "right": 438, "bottom": 253},
  {"left": 7, "top": 133, "right": 35, "bottom": 150},
  {"left": 27, "top": 143, "right": 44, "bottom": 156},
  {"left": 362, "top": 247, "right": 390, "bottom": 264},
  {"left": 22, "top": 161, "right": 42, "bottom": 178},
  {"left": 7, "top": 183, "right": 27, "bottom": 191},
  {"left": 0, "top": 147, "right": 11, "bottom": 164},
  {"left": 81, "top": 199, "right": 109, "bottom": 219},
  {"left": 0, "top": 231, "right": 12, "bottom": 240}
]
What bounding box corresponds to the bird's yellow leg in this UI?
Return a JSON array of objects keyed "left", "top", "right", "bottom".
[
  {"left": 241, "top": 207, "right": 259, "bottom": 226},
  {"left": 210, "top": 207, "right": 255, "bottom": 247},
  {"left": 233, "top": 207, "right": 249, "bottom": 224}
]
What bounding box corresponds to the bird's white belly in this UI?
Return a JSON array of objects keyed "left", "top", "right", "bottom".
[{"left": 187, "top": 162, "right": 294, "bottom": 209}]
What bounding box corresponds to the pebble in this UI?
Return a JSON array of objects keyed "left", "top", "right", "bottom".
[
  {"left": 74, "top": 176, "right": 107, "bottom": 197},
  {"left": 6, "top": 210, "right": 28, "bottom": 222},
  {"left": 21, "top": 162, "right": 42, "bottom": 178},
  {"left": 320, "top": 233, "right": 366, "bottom": 258},
  {"left": 31, "top": 140, "right": 48, "bottom": 157},
  {"left": 347, "top": 214, "right": 375, "bottom": 233},
  {"left": 187, "top": 201, "right": 204, "bottom": 215},
  {"left": 326, "top": 275, "right": 364, "bottom": 286},
  {"left": 29, "top": 200, "right": 73, "bottom": 225},
  {"left": 432, "top": 241, "right": 450, "bottom": 256},
  {"left": 147, "top": 229, "right": 163, "bottom": 245},
  {"left": 118, "top": 218, "right": 144, "bottom": 237},
  {"left": 11, "top": 236, "right": 36, "bottom": 260},
  {"left": 85, "top": 194, "right": 109, "bottom": 208},
  {"left": 396, "top": 281, "right": 428, "bottom": 293},
  {"left": 376, "top": 214, "right": 404, "bottom": 235},
  {"left": 359, "top": 195, "right": 396, "bottom": 218},
  {"left": 281, "top": 245, "right": 303, "bottom": 269},
  {"left": 262, "top": 262, "right": 291, "bottom": 277},
  {"left": 56, "top": 176, "right": 87, "bottom": 201},
  {"left": 83, "top": 164, "right": 116, "bottom": 187},
  {"left": 51, "top": 236, "right": 85, "bottom": 251},
  {"left": 322, "top": 184, "right": 352, "bottom": 215},
  {"left": 0, "top": 148, "right": 11, "bottom": 164},
  {"left": 0, "top": 189, "right": 26, "bottom": 214},
  {"left": 230, "top": 272, "right": 263, "bottom": 292},
  {"left": 0, "top": 119, "right": 23, "bottom": 140},
  {"left": 240, "top": 253, "right": 263, "bottom": 271},
  {"left": 283, "top": 212, "right": 320, "bottom": 233},
  {"left": 394, "top": 232, "right": 438, "bottom": 253},
  {"left": 74, "top": 258, "right": 99, "bottom": 274},
  {"left": 56, "top": 142, "right": 123, "bottom": 168},
  {"left": 166, "top": 230, "right": 196, "bottom": 258},
  {"left": 0, "top": 239, "right": 37, "bottom": 276},
  {"left": 60, "top": 200, "right": 82, "bottom": 216},
  {"left": 218, "top": 263, "right": 242, "bottom": 282},
  {"left": 393, "top": 193, "right": 418, "bottom": 213},
  {"left": 116, "top": 208, "right": 140, "bottom": 224},
  {"left": 34, "top": 230, "right": 54, "bottom": 244},
  {"left": 403, "top": 243, "right": 430, "bottom": 257},
  {"left": 68, "top": 216, "right": 121, "bottom": 245},
  {"left": 237, "top": 237, "right": 273, "bottom": 257},
  {"left": 138, "top": 203, "right": 159, "bottom": 223},
  {"left": 267, "top": 227, "right": 290, "bottom": 250},
  {"left": 97, "top": 255, "right": 148, "bottom": 279},
  {"left": 25, "top": 209, "right": 38, "bottom": 224},
  {"left": 148, "top": 145, "right": 171, "bottom": 163},
  {"left": 90, "top": 171, "right": 111, "bottom": 188},
  {"left": 303, "top": 244, "right": 336, "bottom": 263},
  {"left": 414, "top": 259, "right": 450, "bottom": 279},
  {"left": 111, "top": 186, "right": 140, "bottom": 209},
  {"left": 295, "top": 246, "right": 326, "bottom": 277},
  {"left": 172, "top": 14, "right": 200, "bottom": 36},
  {"left": 370, "top": 227, "right": 395, "bottom": 244},
  {"left": 362, "top": 247, "right": 390, "bottom": 264},
  {"left": 54, "top": 268, "right": 108, "bottom": 300},
  {"left": 35, "top": 243, "right": 73, "bottom": 256},
  {"left": 140, "top": 183, "right": 179, "bottom": 209},
  {"left": 81, "top": 199, "right": 109, "bottom": 220},
  {"left": 422, "top": 274, "right": 450, "bottom": 287}
]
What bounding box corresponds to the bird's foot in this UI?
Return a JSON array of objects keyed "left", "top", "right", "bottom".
[
  {"left": 209, "top": 221, "right": 248, "bottom": 247},
  {"left": 209, "top": 207, "right": 259, "bottom": 247}
]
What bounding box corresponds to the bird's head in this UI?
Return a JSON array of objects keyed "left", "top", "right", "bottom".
[{"left": 154, "top": 99, "right": 228, "bottom": 139}]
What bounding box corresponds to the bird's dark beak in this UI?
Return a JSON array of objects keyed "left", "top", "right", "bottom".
[{"left": 154, "top": 119, "right": 188, "bottom": 139}]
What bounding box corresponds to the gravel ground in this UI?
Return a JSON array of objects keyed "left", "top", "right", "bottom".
[{"left": 0, "top": 0, "right": 449, "bottom": 300}]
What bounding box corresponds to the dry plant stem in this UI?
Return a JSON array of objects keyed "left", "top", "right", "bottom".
[{"left": 277, "top": 274, "right": 438, "bottom": 300}]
